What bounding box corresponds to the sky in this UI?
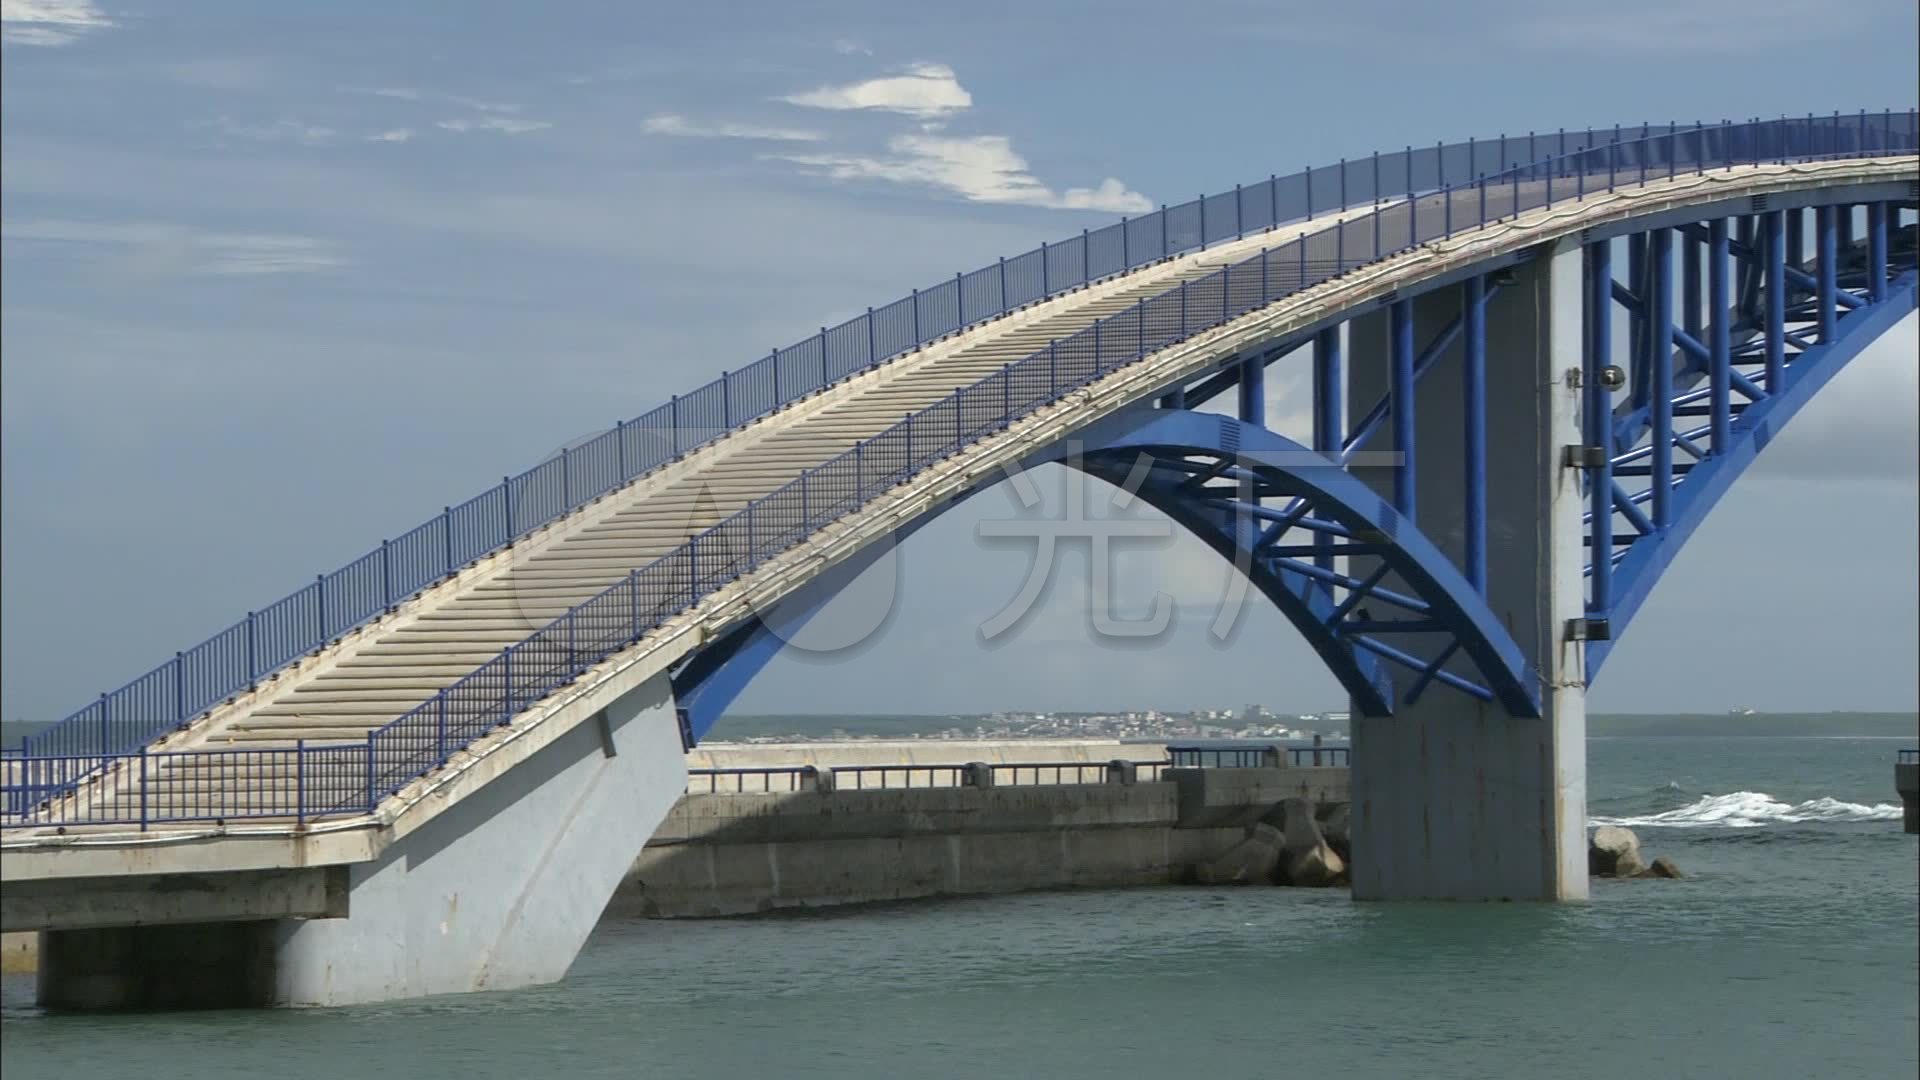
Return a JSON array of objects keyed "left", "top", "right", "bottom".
[{"left": 2, "top": 0, "right": 1917, "bottom": 726}]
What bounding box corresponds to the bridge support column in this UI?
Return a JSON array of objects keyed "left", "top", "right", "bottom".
[
  {"left": 1343, "top": 246, "right": 1588, "bottom": 901},
  {"left": 34, "top": 672, "right": 688, "bottom": 1009},
  {"left": 268, "top": 671, "right": 686, "bottom": 1005}
]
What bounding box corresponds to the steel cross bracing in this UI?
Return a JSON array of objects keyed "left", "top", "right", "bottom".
[{"left": 1579, "top": 205, "right": 1920, "bottom": 674}]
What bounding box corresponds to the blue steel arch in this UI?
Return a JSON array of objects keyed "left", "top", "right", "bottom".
[{"left": 672, "top": 404, "right": 1546, "bottom": 739}]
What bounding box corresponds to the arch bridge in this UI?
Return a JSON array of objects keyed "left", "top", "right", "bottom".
[{"left": 5, "top": 112, "right": 1916, "bottom": 1007}]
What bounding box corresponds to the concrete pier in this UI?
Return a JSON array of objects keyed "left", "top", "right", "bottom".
[
  {"left": 1898, "top": 752, "right": 1918, "bottom": 834},
  {"left": 1344, "top": 246, "right": 1589, "bottom": 901},
  {"left": 27, "top": 672, "right": 688, "bottom": 1009}
]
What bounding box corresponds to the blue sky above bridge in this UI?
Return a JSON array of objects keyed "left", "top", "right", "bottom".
[{"left": 2, "top": 0, "right": 1916, "bottom": 723}]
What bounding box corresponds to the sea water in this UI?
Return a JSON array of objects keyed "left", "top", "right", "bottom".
[{"left": 2, "top": 734, "right": 1914, "bottom": 1079}]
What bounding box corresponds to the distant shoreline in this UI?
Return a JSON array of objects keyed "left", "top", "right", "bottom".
[{"left": 5, "top": 710, "right": 1914, "bottom": 748}]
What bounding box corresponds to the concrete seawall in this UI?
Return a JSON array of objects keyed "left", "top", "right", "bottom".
[{"left": 616, "top": 766, "right": 1349, "bottom": 918}]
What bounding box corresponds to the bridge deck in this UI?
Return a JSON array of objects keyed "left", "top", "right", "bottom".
[{"left": 176, "top": 210, "right": 1384, "bottom": 752}]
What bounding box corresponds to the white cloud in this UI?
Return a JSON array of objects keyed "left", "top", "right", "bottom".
[
  {"left": 436, "top": 115, "right": 552, "bottom": 135},
  {"left": 642, "top": 113, "right": 823, "bottom": 143},
  {"left": 3, "top": 218, "right": 349, "bottom": 275},
  {"left": 832, "top": 38, "right": 873, "bottom": 56},
  {"left": 212, "top": 117, "right": 338, "bottom": 147},
  {"left": 346, "top": 86, "right": 423, "bottom": 101},
  {"left": 366, "top": 128, "right": 415, "bottom": 144},
  {"left": 1, "top": 0, "right": 111, "bottom": 46},
  {"left": 778, "top": 133, "right": 1152, "bottom": 213},
  {"left": 781, "top": 62, "right": 972, "bottom": 119}
]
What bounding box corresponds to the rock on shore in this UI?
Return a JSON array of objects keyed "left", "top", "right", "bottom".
[
  {"left": 1589, "top": 825, "right": 1683, "bottom": 879},
  {"left": 1589, "top": 824, "right": 1646, "bottom": 877},
  {"left": 1192, "top": 799, "right": 1348, "bottom": 887}
]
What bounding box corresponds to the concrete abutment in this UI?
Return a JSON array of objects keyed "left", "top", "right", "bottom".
[{"left": 32, "top": 671, "right": 688, "bottom": 1009}]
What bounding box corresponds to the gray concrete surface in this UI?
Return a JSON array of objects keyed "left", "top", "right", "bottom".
[
  {"left": 1898, "top": 761, "right": 1918, "bottom": 834},
  {"left": 1344, "top": 244, "right": 1589, "bottom": 901},
  {"left": 618, "top": 766, "right": 1349, "bottom": 918}
]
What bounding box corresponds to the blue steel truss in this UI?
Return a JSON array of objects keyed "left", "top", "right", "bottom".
[
  {"left": 8, "top": 111, "right": 1917, "bottom": 829},
  {"left": 1044, "top": 409, "right": 1541, "bottom": 717},
  {"left": 1582, "top": 214, "right": 1920, "bottom": 673}
]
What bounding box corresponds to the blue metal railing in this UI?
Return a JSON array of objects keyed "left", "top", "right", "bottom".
[{"left": 8, "top": 109, "right": 1916, "bottom": 828}]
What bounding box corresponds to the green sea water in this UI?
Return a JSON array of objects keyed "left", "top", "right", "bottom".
[{"left": 3, "top": 730, "right": 1915, "bottom": 1079}]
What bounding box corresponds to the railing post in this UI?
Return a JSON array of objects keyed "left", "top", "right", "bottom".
[
  {"left": 1233, "top": 183, "right": 1243, "bottom": 238},
  {"left": 1081, "top": 229, "right": 1090, "bottom": 284},
  {"left": 1305, "top": 164, "right": 1313, "bottom": 220},
  {"left": 997, "top": 258, "right": 1007, "bottom": 311},
  {"left": 98, "top": 692, "right": 110, "bottom": 756},
  {"left": 442, "top": 506, "right": 455, "bottom": 576},
  {"left": 1180, "top": 279, "right": 1188, "bottom": 336},
  {"left": 955, "top": 271, "right": 966, "bottom": 324},
  {"left": 615, "top": 417, "right": 628, "bottom": 481},
  {"left": 436, "top": 692, "right": 447, "bottom": 763},
  {"left": 503, "top": 646, "right": 516, "bottom": 721},
  {"left": 911, "top": 288, "right": 922, "bottom": 343},
  {"left": 246, "top": 611, "right": 258, "bottom": 685},
  {"left": 1338, "top": 157, "right": 1347, "bottom": 208},
  {"left": 1443, "top": 183, "right": 1452, "bottom": 237},
  {"left": 866, "top": 307, "right": 877, "bottom": 366},
  {"left": 1049, "top": 339, "right": 1058, "bottom": 396},
  {"left": 721, "top": 373, "right": 732, "bottom": 428},
  {"left": 1160, "top": 204, "right": 1168, "bottom": 258},
  {"left": 381, "top": 538, "right": 393, "bottom": 610},
  {"left": 1040, "top": 242, "right": 1049, "bottom": 295},
  {"left": 296, "top": 738, "right": 306, "bottom": 828},
  {"left": 314, "top": 574, "right": 327, "bottom": 645},
  {"left": 1094, "top": 321, "right": 1103, "bottom": 376},
  {"left": 1260, "top": 245, "right": 1269, "bottom": 302},
  {"left": 502, "top": 474, "right": 515, "bottom": 540},
  {"left": 1120, "top": 219, "right": 1130, "bottom": 269},
  {"left": 139, "top": 745, "right": 149, "bottom": 831},
  {"left": 365, "top": 735, "right": 377, "bottom": 812},
  {"left": 1268, "top": 173, "right": 1278, "bottom": 229},
  {"left": 669, "top": 395, "right": 681, "bottom": 456},
  {"left": 1001, "top": 367, "right": 1011, "bottom": 423},
  {"left": 1198, "top": 193, "right": 1207, "bottom": 250}
]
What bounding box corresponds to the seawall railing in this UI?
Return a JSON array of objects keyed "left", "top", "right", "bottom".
[
  {"left": 1168, "top": 744, "right": 1351, "bottom": 769},
  {"left": 9, "top": 110, "right": 1915, "bottom": 830}
]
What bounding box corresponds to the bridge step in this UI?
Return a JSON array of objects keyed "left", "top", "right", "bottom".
[{"left": 110, "top": 214, "right": 1296, "bottom": 792}]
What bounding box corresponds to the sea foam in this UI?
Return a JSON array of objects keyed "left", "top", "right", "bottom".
[{"left": 1592, "top": 791, "right": 1903, "bottom": 829}]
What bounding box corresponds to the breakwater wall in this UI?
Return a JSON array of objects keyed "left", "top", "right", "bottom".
[{"left": 615, "top": 760, "right": 1350, "bottom": 918}]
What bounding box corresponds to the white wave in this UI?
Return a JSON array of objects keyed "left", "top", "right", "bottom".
[{"left": 1592, "top": 791, "right": 1904, "bottom": 829}]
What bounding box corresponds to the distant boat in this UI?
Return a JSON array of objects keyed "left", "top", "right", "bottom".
[{"left": 1728, "top": 706, "right": 1757, "bottom": 716}]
